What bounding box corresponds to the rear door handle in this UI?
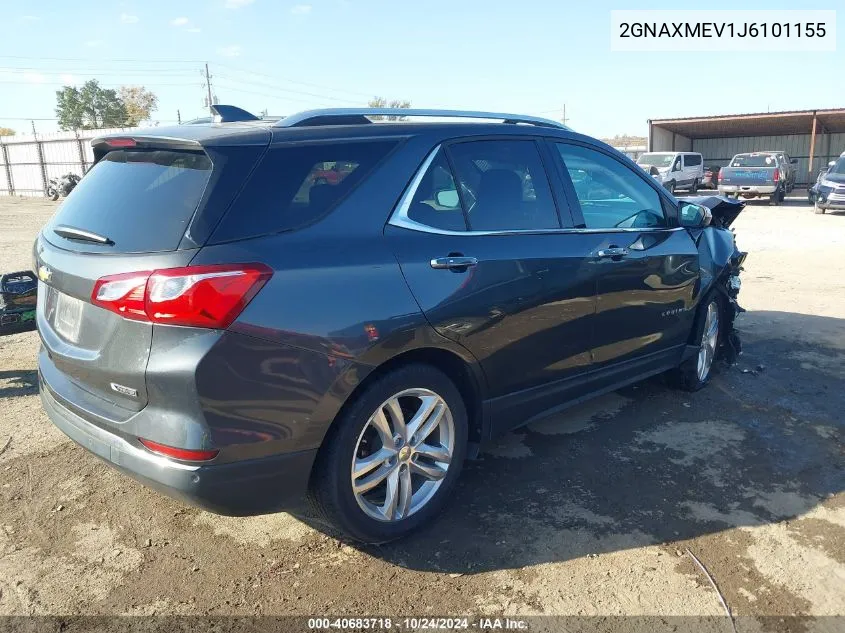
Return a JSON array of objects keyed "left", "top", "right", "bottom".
[
  {"left": 430, "top": 256, "right": 478, "bottom": 270},
  {"left": 596, "top": 247, "right": 629, "bottom": 259}
]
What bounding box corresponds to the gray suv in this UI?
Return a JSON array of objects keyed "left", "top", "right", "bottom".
[{"left": 36, "top": 107, "right": 746, "bottom": 543}]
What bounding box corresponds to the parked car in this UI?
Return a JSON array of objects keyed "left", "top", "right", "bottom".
[
  {"left": 760, "top": 150, "right": 798, "bottom": 192},
  {"left": 636, "top": 152, "right": 704, "bottom": 194},
  {"left": 34, "top": 107, "right": 746, "bottom": 543},
  {"left": 702, "top": 165, "right": 720, "bottom": 190},
  {"left": 718, "top": 152, "right": 785, "bottom": 204},
  {"left": 812, "top": 155, "right": 845, "bottom": 214}
]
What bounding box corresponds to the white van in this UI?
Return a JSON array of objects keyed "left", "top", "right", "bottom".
[{"left": 636, "top": 152, "right": 705, "bottom": 194}]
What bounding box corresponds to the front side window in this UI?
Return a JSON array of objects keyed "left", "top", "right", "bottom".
[
  {"left": 555, "top": 143, "right": 668, "bottom": 230},
  {"left": 446, "top": 140, "right": 559, "bottom": 231}
]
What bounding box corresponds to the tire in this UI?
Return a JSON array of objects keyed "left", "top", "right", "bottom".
[
  {"left": 47, "top": 187, "right": 59, "bottom": 201},
  {"left": 665, "top": 181, "right": 676, "bottom": 195},
  {"left": 814, "top": 201, "right": 825, "bottom": 214},
  {"left": 668, "top": 295, "right": 722, "bottom": 392},
  {"left": 769, "top": 186, "right": 782, "bottom": 206},
  {"left": 308, "top": 363, "right": 468, "bottom": 543},
  {"left": 690, "top": 179, "right": 698, "bottom": 194}
]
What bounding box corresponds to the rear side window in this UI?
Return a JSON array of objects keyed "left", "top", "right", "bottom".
[
  {"left": 447, "top": 140, "right": 559, "bottom": 231},
  {"left": 684, "top": 154, "right": 702, "bottom": 167},
  {"left": 406, "top": 150, "right": 467, "bottom": 232},
  {"left": 46, "top": 149, "right": 212, "bottom": 253},
  {"left": 212, "top": 141, "right": 397, "bottom": 241}
]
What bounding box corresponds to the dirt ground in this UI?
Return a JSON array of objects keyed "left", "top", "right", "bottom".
[{"left": 0, "top": 194, "right": 842, "bottom": 631}]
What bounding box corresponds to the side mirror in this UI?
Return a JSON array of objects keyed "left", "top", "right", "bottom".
[
  {"left": 434, "top": 189, "right": 460, "bottom": 208},
  {"left": 829, "top": 161, "right": 837, "bottom": 168},
  {"left": 790, "top": 158, "right": 798, "bottom": 165},
  {"left": 679, "top": 203, "right": 712, "bottom": 228}
]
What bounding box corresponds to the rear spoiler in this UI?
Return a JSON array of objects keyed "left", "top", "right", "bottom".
[{"left": 90, "top": 135, "right": 204, "bottom": 164}]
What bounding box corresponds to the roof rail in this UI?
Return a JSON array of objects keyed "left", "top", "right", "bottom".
[{"left": 275, "top": 108, "right": 569, "bottom": 129}]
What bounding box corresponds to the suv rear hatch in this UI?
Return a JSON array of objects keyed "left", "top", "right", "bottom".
[{"left": 36, "top": 130, "right": 269, "bottom": 422}]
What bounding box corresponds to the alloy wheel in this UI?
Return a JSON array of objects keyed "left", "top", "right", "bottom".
[
  {"left": 351, "top": 388, "right": 455, "bottom": 522},
  {"left": 697, "top": 302, "right": 719, "bottom": 382}
]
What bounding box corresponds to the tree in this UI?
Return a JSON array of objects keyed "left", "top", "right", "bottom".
[
  {"left": 367, "top": 96, "right": 411, "bottom": 121},
  {"left": 118, "top": 86, "right": 159, "bottom": 126},
  {"left": 55, "top": 80, "right": 128, "bottom": 130},
  {"left": 0, "top": 127, "right": 15, "bottom": 137}
]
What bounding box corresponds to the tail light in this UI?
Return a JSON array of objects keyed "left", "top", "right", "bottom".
[
  {"left": 717, "top": 170, "right": 724, "bottom": 182},
  {"left": 773, "top": 169, "right": 780, "bottom": 182},
  {"left": 92, "top": 263, "right": 272, "bottom": 328},
  {"left": 139, "top": 438, "right": 219, "bottom": 461}
]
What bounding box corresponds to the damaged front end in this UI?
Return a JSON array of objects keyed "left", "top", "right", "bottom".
[{"left": 679, "top": 195, "right": 748, "bottom": 365}]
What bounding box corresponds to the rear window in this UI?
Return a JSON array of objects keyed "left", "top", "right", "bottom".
[
  {"left": 46, "top": 149, "right": 211, "bottom": 253},
  {"left": 211, "top": 140, "right": 398, "bottom": 242},
  {"left": 731, "top": 154, "right": 777, "bottom": 168}
]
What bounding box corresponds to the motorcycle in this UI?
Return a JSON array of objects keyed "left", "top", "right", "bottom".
[{"left": 46, "top": 173, "right": 81, "bottom": 201}]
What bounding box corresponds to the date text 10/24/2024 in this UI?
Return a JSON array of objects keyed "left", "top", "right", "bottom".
[{"left": 307, "top": 617, "right": 529, "bottom": 630}]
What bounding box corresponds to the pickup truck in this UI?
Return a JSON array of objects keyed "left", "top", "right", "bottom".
[{"left": 718, "top": 152, "right": 785, "bottom": 205}]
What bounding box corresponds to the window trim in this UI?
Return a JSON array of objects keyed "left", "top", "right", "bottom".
[
  {"left": 389, "top": 145, "right": 685, "bottom": 237},
  {"left": 549, "top": 139, "right": 680, "bottom": 230}
]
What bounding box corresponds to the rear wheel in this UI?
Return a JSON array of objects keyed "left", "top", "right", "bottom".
[
  {"left": 690, "top": 179, "right": 698, "bottom": 194},
  {"left": 769, "top": 186, "right": 782, "bottom": 206},
  {"left": 668, "top": 296, "right": 721, "bottom": 392},
  {"left": 309, "top": 364, "right": 468, "bottom": 543}
]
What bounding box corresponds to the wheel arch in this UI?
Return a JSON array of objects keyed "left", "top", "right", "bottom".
[{"left": 312, "top": 344, "right": 488, "bottom": 472}]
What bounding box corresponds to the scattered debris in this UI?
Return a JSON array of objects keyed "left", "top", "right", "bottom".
[
  {"left": 143, "top": 538, "right": 152, "bottom": 547},
  {"left": 686, "top": 548, "right": 737, "bottom": 633},
  {"left": 0, "top": 436, "right": 11, "bottom": 458},
  {"left": 448, "top": 573, "right": 464, "bottom": 578}
]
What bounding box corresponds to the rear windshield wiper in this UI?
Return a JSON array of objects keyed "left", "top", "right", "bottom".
[{"left": 53, "top": 225, "right": 114, "bottom": 246}]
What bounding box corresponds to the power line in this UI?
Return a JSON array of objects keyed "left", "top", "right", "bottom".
[
  {"left": 0, "top": 55, "right": 205, "bottom": 63},
  {"left": 213, "top": 63, "right": 376, "bottom": 99},
  {"left": 214, "top": 73, "right": 360, "bottom": 104}
]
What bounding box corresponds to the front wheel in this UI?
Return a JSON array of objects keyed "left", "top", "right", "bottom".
[
  {"left": 309, "top": 364, "right": 468, "bottom": 543},
  {"left": 814, "top": 200, "right": 826, "bottom": 214},
  {"left": 46, "top": 187, "right": 59, "bottom": 201},
  {"left": 668, "top": 297, "right": 722, "bottom": 392},
  {"left": 665, "top": 181, "right": 676, "bottom": 195}
]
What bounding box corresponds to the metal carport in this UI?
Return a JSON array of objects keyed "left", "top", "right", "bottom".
[{"left": 648, "top": 109, "right": 845, "bottom": 185}]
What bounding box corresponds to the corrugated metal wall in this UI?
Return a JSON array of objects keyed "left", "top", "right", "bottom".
[
  {"left": 691, "top": 133, "right": 845, "bottom": 185},
  {"left": 0, "top": 126, "right": 141, "bottom": 197}
]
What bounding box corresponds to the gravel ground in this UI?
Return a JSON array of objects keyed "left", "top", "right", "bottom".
[{"left": 0, "top": 194, "right": 842, "bottom": 631}]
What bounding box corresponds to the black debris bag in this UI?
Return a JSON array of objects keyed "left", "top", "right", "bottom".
[{"left": 0, "top": 270, "right": 37, "bottom": 334}]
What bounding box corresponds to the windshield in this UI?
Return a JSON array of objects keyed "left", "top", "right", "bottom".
[
  {"left": 637, "top": 153, "right": 674, "bottom": 168},
  {"left": 828, "top": 157, "right": 845, "bottom": 175},
  {"left": 731, "top": 154, "right": 777, "bottom": 168}
]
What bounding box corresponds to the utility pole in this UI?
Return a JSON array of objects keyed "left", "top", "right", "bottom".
[
  {"left": 205, "top": 63, "right": 214, "bottom": 115},
  {"left": 177, "top": 109, "right": 181, "bottom": 124},
  {"left": 562, "top": 104, "right": 570, "bottom": 127}
]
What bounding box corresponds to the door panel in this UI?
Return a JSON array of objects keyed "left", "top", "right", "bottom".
[
  {"left": 551, "top": 141, "right": 700, "bottom": 370},
  {"left": 589, "top": 229, "right": 698, "bottom": 366},
  {"left": 387, "top": 226, "right": 597, "bottom": 407}
]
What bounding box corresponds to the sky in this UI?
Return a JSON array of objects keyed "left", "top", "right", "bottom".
[{"left": 0, "top": 0, "right": 841, "bottom": 138}]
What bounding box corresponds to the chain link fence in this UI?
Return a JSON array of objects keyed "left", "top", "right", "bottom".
[{"left": 0, "top": 126, "right": 142, "bottom": 197}]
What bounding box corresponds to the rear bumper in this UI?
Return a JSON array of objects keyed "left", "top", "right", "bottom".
[
  {"left": 40, "top": 374, "right": 317, "bottom": 515},
  {"left": 718, "top": 185, "right": 777, "bottom": 196}
]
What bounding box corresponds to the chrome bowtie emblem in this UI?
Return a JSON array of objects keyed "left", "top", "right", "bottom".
[{"left": 37, "top": 265, "right": 52, "bottom": 283}]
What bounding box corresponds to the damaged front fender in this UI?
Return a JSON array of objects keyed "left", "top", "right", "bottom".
[{"left": 680, "top": 195, "right": 748, "bottom": 364}]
